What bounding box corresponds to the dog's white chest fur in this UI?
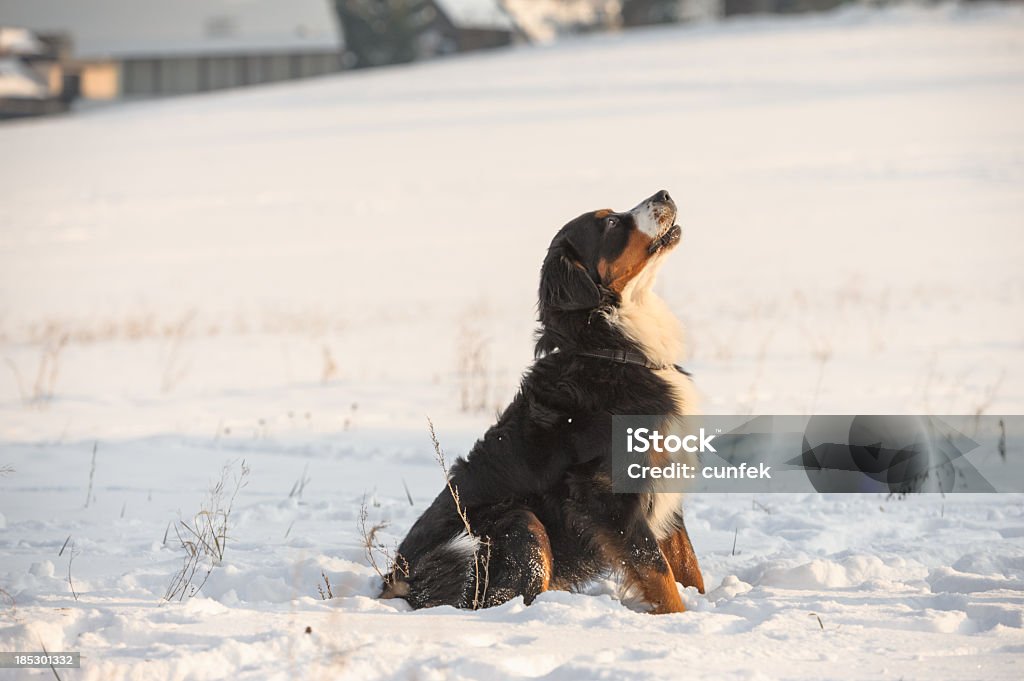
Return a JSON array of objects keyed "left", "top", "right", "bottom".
[{"left": 611, "top": 263, "right": 696, "bottom": 540}]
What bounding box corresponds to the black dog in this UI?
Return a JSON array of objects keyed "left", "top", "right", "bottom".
[{"left": 381, "top": 190, "right": 704, "bottom": 614}]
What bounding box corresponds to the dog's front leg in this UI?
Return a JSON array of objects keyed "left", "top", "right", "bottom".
[
  {"left": 598, "top": 515, "right": 685, "bottom": 614},
  {"left": 659, "top": 517, "right": 705, "bottom": 594}
]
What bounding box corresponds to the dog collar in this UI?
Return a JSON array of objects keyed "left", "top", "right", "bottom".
[{"left": 573, "top": 349, "right": 691, "bottom": 376}]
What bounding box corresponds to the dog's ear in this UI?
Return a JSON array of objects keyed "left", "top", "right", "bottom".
[{"left": 539, "top": 250, "right": 601, "bottom": 312}]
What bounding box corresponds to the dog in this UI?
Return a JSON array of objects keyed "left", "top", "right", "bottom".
[{"left": 381, "top": 190, "right": 704, "bottom": 614}]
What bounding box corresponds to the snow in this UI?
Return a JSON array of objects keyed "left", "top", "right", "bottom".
[{"left": 1, "top": 3, "right": 1024, "bottom": 680}]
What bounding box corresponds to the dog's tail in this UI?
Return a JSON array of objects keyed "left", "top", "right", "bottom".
[{"left": 380, "top": 531, "right": 481, "bottom": 609}]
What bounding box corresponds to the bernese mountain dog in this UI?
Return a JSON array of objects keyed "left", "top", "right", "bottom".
[{"left": 381, "top": 190, "right": 704, "bottom": 614}]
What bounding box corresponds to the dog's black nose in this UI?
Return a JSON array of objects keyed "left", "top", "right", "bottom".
[{"left": 654, "top": 190, "right": 671, "bottom": 204}]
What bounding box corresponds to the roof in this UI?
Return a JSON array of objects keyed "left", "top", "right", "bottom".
[
  {"left": 0, "top": 57, "right": 48, "bottom": 97},
  {"left": 500, "top": 0, "right": 617, "bottom": 42},
  {"left": 0, "top": 0, "right": 342, "bottom": 60},
  {"left": 0, "top": 26, "right": 47, "bottom": 56},
  {"left": 433, "top": 0, "right": 517, "bottom": 32}
]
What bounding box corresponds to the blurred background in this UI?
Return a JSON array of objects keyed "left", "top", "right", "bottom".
[
  {"left": 2, "top": 0, "right": 1017, "bottom": 113},
  {"left": 1, "top": 4, "right": 1023, "bottom": 676},
  {"left": 0, "top": 0, "right": 1021, "bottom": 439}
]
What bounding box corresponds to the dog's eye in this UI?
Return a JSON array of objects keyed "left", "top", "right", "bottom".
[{"left": 604, "top": 216, "right": 619, "bottom": 229}]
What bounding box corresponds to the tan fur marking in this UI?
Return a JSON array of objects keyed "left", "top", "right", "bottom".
[
  {"left": 659, "top": 527, "right": 705, "bottom": 594},
  {"left": 525, "top": 514, "right": 554, "bottom": 592},
  {"left": 626, "top": 561, "right": 686, "bottom": 614},
  {"left": 598, "top": 230, "right": 656, "bottom": 293},
  {"left": 595, "top": 529, "right": 685, "bottom": 614}
]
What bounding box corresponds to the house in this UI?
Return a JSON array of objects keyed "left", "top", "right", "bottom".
[
  {"left": 501, "top": 1, "right": 721, "bottom": 42},
  {"left": 0, "top": 27, "right": 75, "bottom": 118},
  {"left": 619, "top": 0, "right": 722, "bottom": 26},
  {"left": 722, "top": 0, "right": 843, "bottom": 16},
  {"left": 423, "top": 0, "right": 521, "bottom": 55},
  {"left": 0, "top": 0, "right": 344, "bottom": 101},
  {"left": 334, "top": 0, "right": 522, "bottom": 69},
  {"left": 501, "top": 0, "right": 620, "bottom": 42}
]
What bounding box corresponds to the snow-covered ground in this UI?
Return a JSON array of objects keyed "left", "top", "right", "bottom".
[{"left": 2, "top": 3, "right": 1024, "bottom": 679}]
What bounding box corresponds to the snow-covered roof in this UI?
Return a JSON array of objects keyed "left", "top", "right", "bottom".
[
  {"left": 501, "top": 0, "right": 617, "bottom": 42},
  {"left": 433, "top": 0, "right": 517, "bottom": 32},
  {"left": 0, "top": 56, "right": 48, "bottom": 98},
  {"left": 0, "top": 0, "right": 342, "bottom": 60},
  {"left": 0, "top": 26, "right": 47, "bottom": 55}
]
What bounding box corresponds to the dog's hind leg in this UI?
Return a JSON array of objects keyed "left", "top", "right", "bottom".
[{"left": 475, "top": 507, "right": 554, "bottom": 608}]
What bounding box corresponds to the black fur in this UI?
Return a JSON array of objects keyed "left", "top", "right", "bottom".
[{"left": 381, "top": 191, "right": 703, "bottom": 611}]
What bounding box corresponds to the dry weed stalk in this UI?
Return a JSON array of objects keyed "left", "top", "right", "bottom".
[
  {"left": 806, "top": 333, "right": 833, "bottom": 414},
  {"left": 737, "top": 329, "right": 775, "bottom": 415},
  {"left": 4, "top": 330, "right": 69, "bottom": 406},
  {"left": 321, "top": 345, "right": 339, "bottom": 383},
  {"left": 702, "top": 326, "right": 738, "bottom": 362},
  {"left": 3, "top": 358, "right": 24, "bottom": 402},
  {"left": 427, "top": 417, "right": 491, "bottom": 609},
  {"left": 38, "top": 640, "right": 63, "bottom": 681},
  {"left": 918, "top": 353, "right": 939, "bottom": 413},
  {"left": 363, "top": 421, "right": 492, "bottom": 608},
  {"left": 161, "top": 309, "right": 196, "bottom": 394},
  {"left": 0, "top": 585, "right": 15, "bottom": 619},
  {"left": 971, "top": 370, "right": 1006, "bottom": 432},
  {"left": 317, "top": 571, "right": 335, "bottom": 600},
  {"left": 288, "top": 464, "right": 311, "bottom": 499},
  {"left": 66, "top": 541, "right": 79, "bottom": 601},
  {"left": 359, "top": 496, "right": 405, "bottom": 584},
  {"left": 456, "top": 307, "right": 492, "bottom": 413},
  {"left": 84, "top": 442, "right": 97, "bottom": 508},
  {"left": 164, "top": 460, "right": 250, "bottom": 601},
  {"left": 35, "top": 332, "right": 68, "bottom": 404}
]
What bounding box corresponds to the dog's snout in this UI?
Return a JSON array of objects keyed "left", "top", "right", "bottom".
[{"left": 629, "top": 190, "right": 678, "bottom": 237}]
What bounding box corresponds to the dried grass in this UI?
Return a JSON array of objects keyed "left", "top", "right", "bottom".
[
  {"left": 164, "top": 460, "right": 250, "bottom": 601},
  {"left": 427, "top": 417, "right": 491, "bottom": 609}
]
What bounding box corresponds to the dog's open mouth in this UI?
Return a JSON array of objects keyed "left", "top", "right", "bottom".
[{"left": 649, "top": 224, "right": 682, "bottom": 254}]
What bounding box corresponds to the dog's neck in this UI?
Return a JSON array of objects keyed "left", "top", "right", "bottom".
[
  {"left": 601, "top": 253, "right": 684, "bottom": 367},
  {"left": 614, "top": 261, "right": 696, "bottom": 418},
  {"left": 536, "top": 259, "right": 685, "bottom": 368},
  {"left": 603, "top": 283, "right": 685, "bottom": 369}
]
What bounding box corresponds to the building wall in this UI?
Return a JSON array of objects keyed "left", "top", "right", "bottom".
[
  {"left": 425, "top": 12, "right": 515, "bottom": 55},
  {"left": 80, "top": 61, "right": 119, "bottom": 99},
  {"left": 723, "top": 0, "right": 842, "bottom": 15},
  {"left": 121, "top": 58, "right": 157, "bottom": 94},
  {"left": 454, "top": 28, "right": 513, "bottom": 52},
  {"left": 115, "top": 51, "right": 341, "bottom": 98},
  {"left": 43, "top": 62, "right": 63, "bottom": 93}
]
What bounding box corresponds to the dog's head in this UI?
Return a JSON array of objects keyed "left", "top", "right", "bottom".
[{"left": 538, "top": 190, "right": 680, "bottom": 315}]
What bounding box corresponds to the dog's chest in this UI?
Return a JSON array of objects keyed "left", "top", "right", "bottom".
[
  {"left": 655, "top": 366, "right": 695, "bottom": 416},
  {"left": 644, "top": 367, "right": 696, "bottom": 540}
]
